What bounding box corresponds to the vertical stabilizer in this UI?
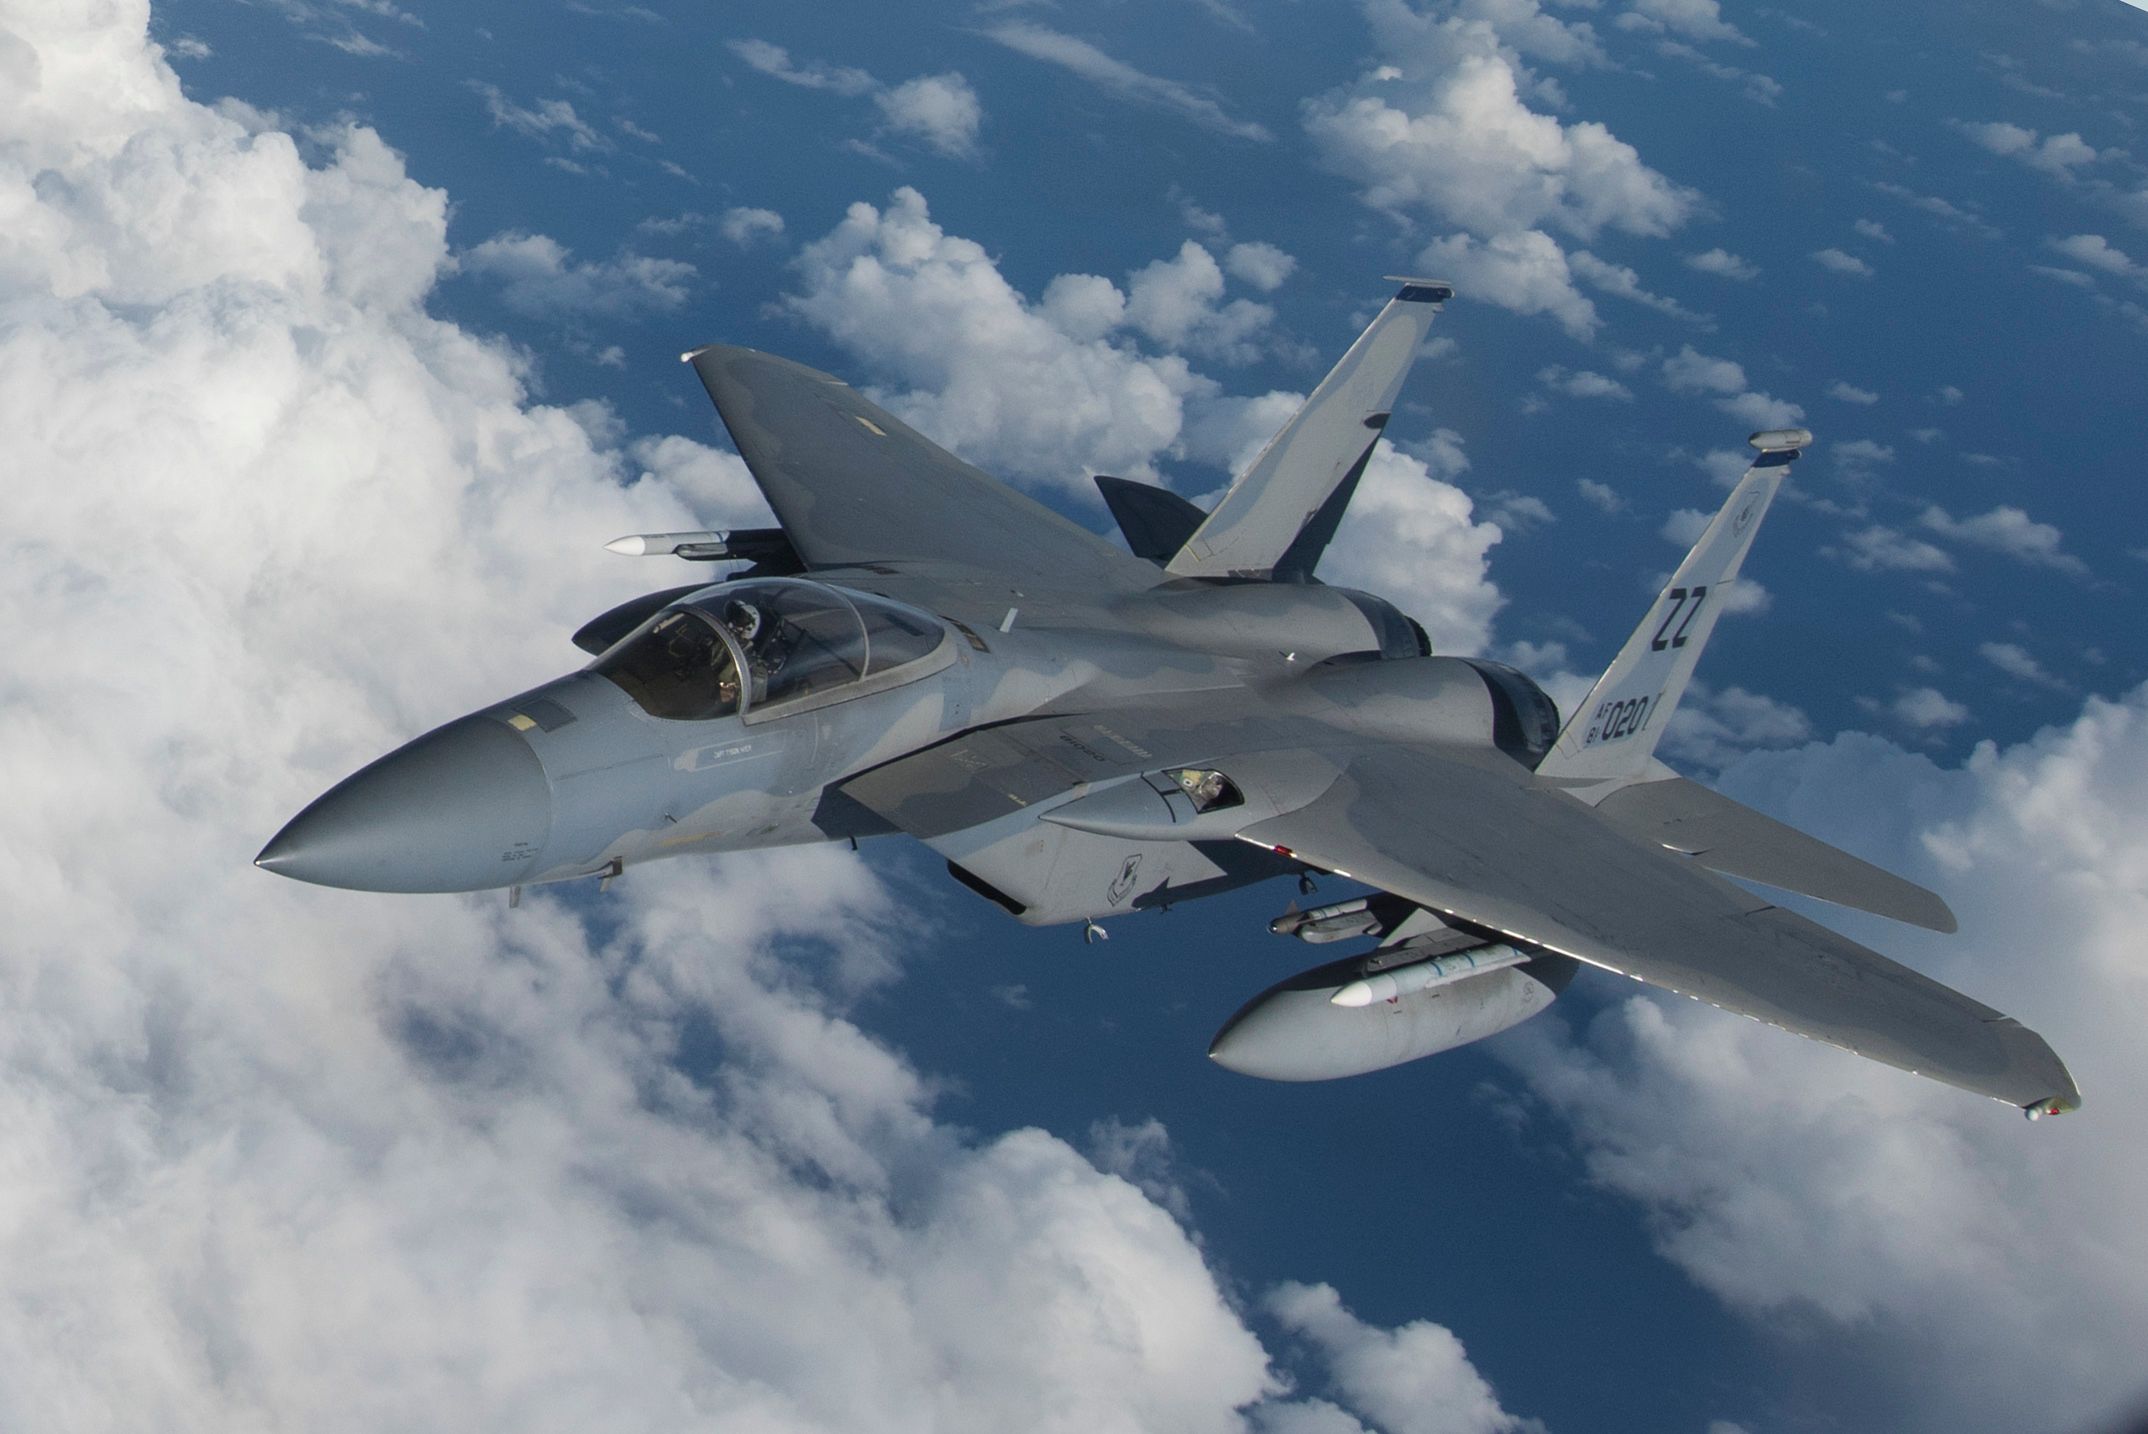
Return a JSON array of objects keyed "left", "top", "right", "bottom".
[
  {"left": 1166, "top": 280, "right": 1452, "bottom": 579},
  {"left": 1535, "top": 429, "right": 1810, "bottom": 787}
]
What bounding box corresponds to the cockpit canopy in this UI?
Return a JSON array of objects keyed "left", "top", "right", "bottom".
[{"left": 592, "top": 578, "right": 949, "bottom": 722}]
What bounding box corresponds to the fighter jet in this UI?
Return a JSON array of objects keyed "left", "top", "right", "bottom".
[{"left": 258, "top": 280, "right": 2080, "bottom": 1119}]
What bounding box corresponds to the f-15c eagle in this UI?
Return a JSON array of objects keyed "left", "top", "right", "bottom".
[{"left": 259, "top": 280, "right": 2079, "bottom": 1120}]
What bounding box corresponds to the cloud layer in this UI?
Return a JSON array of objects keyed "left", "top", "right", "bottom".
[
  {"left": 0, "top": 9, "right": 1528, "bottom": 1430},
  {"left": 782, "top": 187, "right": 1214, "bottom": 487},
  {"left": 1503, "top": 695, "right": 2148, "bottom": 1431},
  {"left": 18, "top": 9, "right": 2146, "bottom": 1434},
  {"left": 1303, "top": 0, "right": 1699, "bottom": 336}
]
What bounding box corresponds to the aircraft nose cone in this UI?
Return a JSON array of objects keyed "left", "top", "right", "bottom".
[{"left": 257, "top": 716, "right": 553, "bottom": 892}]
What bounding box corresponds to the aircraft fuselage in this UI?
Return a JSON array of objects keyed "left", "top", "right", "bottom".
[{"left": 256, "top": 574, "right": 1443, "bottom": 906}]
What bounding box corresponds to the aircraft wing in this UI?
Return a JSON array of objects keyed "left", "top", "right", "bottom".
[
  {"left": 1238, "top": 746, "right": 2080, "bottom": 1113},
  {"left": 842, "top": 691, "right": 2075, "bottom": 1112},
  {"left": 687, "top": 345, "right": 1150, "bottom": 585}
]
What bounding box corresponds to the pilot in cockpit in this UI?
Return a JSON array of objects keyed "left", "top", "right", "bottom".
[
  {"left": 723, "top": 597, "right": 782, "bottom": 702},
  {"left": 723, "top": 598, "right": 764, "bottom": 646}
]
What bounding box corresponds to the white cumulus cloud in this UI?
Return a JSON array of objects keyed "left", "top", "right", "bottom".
[
  {"left": 1418, "top": 230, "right": 1601, "bottom": 340},
  {"left": 1303, "top": 0, "right": 1698, "bottom": 333},
  {"left": 0, "top": 12, "right": 1442, "bottom": 1434},
  {"left": 730, "top": 42, "right": 987, "bottom": 161},
  {"left": 1660, "top": 345, "right": 1803, "bottom": 429},
  {"left": 1306, "top": 48, "right": 1697, "bottom": 242},
  {"left": 1538, "top": 365, "right": 1633, "bottom": 400},
  {"left": 1959, "top": 119, "right": 2102, "bottom": 177},
  {"left": 1980, "top": 640, "right": 2069, "bottom": 692},
  {"left": 1832, "top": 526, "right": 1958, "bottom": 574},
  {"left": 781, "top": 187, "right": 1210, "bottom": 488},
  {"left": 720, "top": 205, "right": 786, "bottom": 245},
  {"left": 1920, "top": 503, "right": 2088, "bottom": 576},
  {"left": 2047, "top": 232, "right": 2140, "bottom": 279},
  {"left": 1125, "top": 240, "right": 1278, "bottom": 362},
  {"left": 1266, "top": 1282, "right": 1543, "bottom": 1434},
  {"left": 1713, "top": 389, "right": 1805, "bottom": 428},
  {"left": 1660, "top": 506, "right": 1713, "bottom": 545},
  {"left": 1892, "top": 685, "right": 1972, "bottom": 728},
  {"left": 1811, "top": 246, "right": 1874, "bottom": 277},
  {"left": 1662, "top": 344, "right": 1746, "bottom": 394},
  {"left": 874, "top": 72, "right": 983, "bottom": 158},
  {"left": 1617, "top": 0, "right": 1752, "bottom": 46},
  {"left": 1684, "top": 246, "right": 1758, "bottom": 280},
  {"left": 460, "top": 232, "right": 696, "bottom": 317},
  {"left": 1661, "top": 681, "right": 1810, "bottom": 771},
  {"left": 1225, "top": 240, "right": 1298, "bottom": 292}
]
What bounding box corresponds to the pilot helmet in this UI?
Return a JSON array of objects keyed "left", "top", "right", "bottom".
[{"left": 723, "top": 598, "right": 764, "bottom": 643}]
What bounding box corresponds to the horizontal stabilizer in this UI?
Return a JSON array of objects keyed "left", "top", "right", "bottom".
[
  {"left": 1595, "top": 776, "right": 1958, "bottom": 932},
  {"left": 1095, "top": 475, "right": 1208, "bottom": 564}
]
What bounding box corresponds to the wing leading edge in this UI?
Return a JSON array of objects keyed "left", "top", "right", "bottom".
[
  {"left": 686, "top": 345, "right": 1153, "bottom": 586},
  {"left": 1240, "top": 747, "right": 2079, "bottom": 1113}
]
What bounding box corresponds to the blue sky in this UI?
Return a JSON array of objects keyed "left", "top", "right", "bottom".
[
  {"left": 7, "top": 1, "right": 2148, "bottom": 1431},
  {"left": 171, "top": 0, "right": 2148, "bottom": 752}
]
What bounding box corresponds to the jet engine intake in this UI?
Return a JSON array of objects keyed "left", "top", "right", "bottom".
[{"left": 1293, "top": 655, "right": 1560, "bottom": 767}]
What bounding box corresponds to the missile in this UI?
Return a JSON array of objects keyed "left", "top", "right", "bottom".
[
  {"left": 1269, "top": 891, "right": 1439, "bottom": 945},
  {"left": 1269, "top": 896, "right": 1384, "bottom": 944},
  {"left": 1330, "top": 942, "right": 1531, "bottom": 1007},
  {"left": 604, "top": 530, "right": 733, "bottom": 558},
  {"left": 602, "top": 527, "right": 798, "bottom": 563}
]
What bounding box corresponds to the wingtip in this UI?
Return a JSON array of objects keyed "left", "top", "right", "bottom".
[
  {"left": 1994, "top": 1019, "right": 2081, "bottom": 1118},
  {"left": 1895, "top": 885, "right": 1959, "bottom": 934}
]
